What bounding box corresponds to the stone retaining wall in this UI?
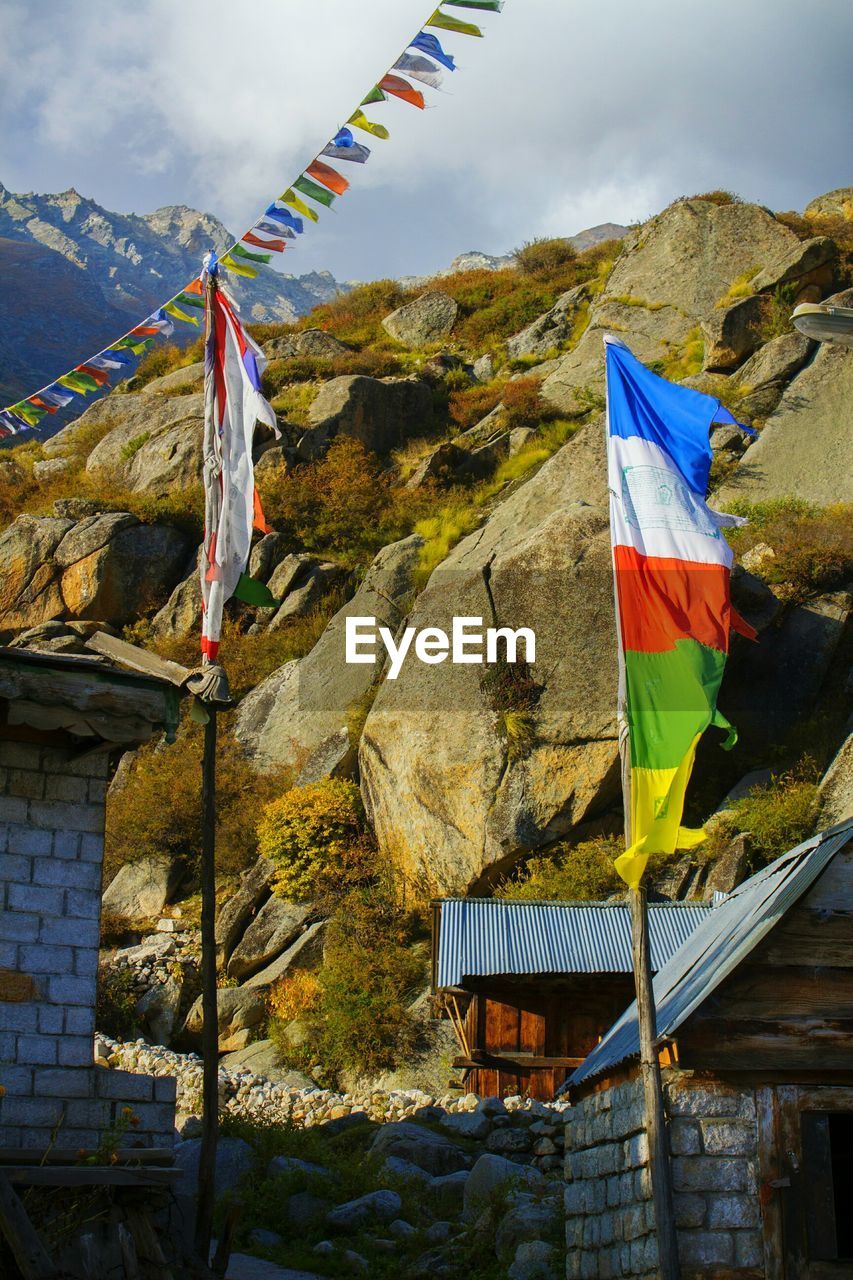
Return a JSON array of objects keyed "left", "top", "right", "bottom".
[{"left": 564, "top": 1070, "right": 763, "bottom": 1278}]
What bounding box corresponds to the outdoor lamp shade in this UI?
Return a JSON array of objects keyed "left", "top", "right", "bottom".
[{"left": 792, "top": 302, "right": 853, "bottom": 347}]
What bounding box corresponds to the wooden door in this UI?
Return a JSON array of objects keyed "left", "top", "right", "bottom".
[{"left": 757, "top": 1085, "right": 853, "bottom": 1279}]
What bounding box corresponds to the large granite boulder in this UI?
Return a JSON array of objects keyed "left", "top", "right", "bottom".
[
  {"left": 359, "top": 423, "right": 621, "bottom": 894},
  {"left": 184, "top": 984, "right": 266, "bottom": 1052},
  {"left": 297, "top": 375, "right": 433, "bottom": 460},
  {"left": 542, "top": 198, "right": 799, "bottom": 415},
  {"left": 52, "top": 391, "right": 207, "bottom": 496},
  {"left": 805, "top": 187, "right": 853, "bottom": 219},
  {"left": 215, "top": 857, "right": 276, "bottom": 963},
  {"left": 226, "top": 897, "right": 315, "bottom": 981},
  {"left": 718, "top": 297, "right": 853, "bottom": 506},
  {"left": 103, "top": 853, "right": 182, "bottom": 918},
  {"left": 731, "top": 331, "right": 815, "bottom": 419},
  {"left": 235, "top": 534, "right": 423, "bottom": 775},
  {"left": 381, "top": 291, "right": 458, "bottom": 347},
  {"left": 141, "top": 361, "right": 204, "bottom": 395},
  {"left": 265, "top": 328, "right": 350, "bottom": 360},
  {"left": 150, "top": 546, "right": 202, "bottom": 639},
  {"left": 0, "top": 512, "right": 189, "bottom": 636},
  {"left": 506, "top": 285, "right": 587, "bottom": 360}
]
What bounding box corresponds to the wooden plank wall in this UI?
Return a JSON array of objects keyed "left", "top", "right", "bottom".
[{"left": 680, "top": 849, "right": 853, "bottom": 1071}]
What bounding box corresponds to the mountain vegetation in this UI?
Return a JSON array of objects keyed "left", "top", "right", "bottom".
[{"left": 2, "top": 186, "right": 852, "bottom": 1097}]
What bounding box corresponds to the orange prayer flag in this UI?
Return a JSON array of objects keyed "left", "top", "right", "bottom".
[
  {"left": 379, "top": 74, "right": 426, "bottom": 109},
  {"left": 183, "top": 278, "right": 204, "bottom": 296},
  {"left": 305, "top": 159, "right": 350, "bottom": 196}
]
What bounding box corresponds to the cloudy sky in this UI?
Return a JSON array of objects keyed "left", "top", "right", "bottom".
[{"left": 1, "top": 0, "right": 851, "bottom": 281}]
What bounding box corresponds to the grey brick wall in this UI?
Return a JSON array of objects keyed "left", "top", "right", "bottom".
[
  {"left": 564, "top": 1071, "right": 763, "bottom": 1278},
  {"left": 0, "top": 740, "right": 175, "bottom": 1153}
]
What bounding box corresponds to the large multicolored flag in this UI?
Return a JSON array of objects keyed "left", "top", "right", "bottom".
[
  {"left": 605, "top": 337, "right": 756, "bottom": 888},
  {"left": 200, "top": 259, "right": 279, "bottom": 662}
]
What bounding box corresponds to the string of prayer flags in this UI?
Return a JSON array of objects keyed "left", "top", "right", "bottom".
[
  {"left": 282, "top": 188, "right": 320, "bottom": 221},
  {"left": 347, "top": 109, "right": 390, "bottom": 140},
  {"left": 426, "top": 9, "right": 483, "bottom": 38},
  {"left": 393, "top": 53, "right": 444, "bottom": 89},
  {"left": 409, "top": 30, "right": 457, "bottom": 69},
  {"left": 2, "top": 0, "right": 505, "bottom": 430},
  {"left": 305, "top": 159, "right": 350, "bottom": 195},
  {"left": 378, "top": 74, "right": 426, "bottom": 108}
]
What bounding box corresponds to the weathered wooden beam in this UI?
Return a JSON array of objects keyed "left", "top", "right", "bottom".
[
  {"left": 87, "top": 631, "right": 192, "bottom": 687},
  {"left": 0, "top": 1168, "right": 57, "bottom": 1279}
]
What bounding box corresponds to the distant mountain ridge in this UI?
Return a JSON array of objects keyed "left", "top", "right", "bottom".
[
  {"left": 0, "top": 182, "right": 350, "bottom": 403},
  {"left": 398, "top": 223, "right": 630, "bottom": 288}
]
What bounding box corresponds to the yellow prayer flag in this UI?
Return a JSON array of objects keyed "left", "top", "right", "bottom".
[
  {"left": 281, "top": 189, "right": 320, "bottom": 222},
  {"left": 347, "top": 110, "right": 391, "bottom": 141}
]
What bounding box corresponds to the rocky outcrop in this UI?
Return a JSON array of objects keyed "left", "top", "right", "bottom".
[
  {"left": 236, "top": 534, "right": 423, "bottom": 775},
  {"left": 82, "top": 392, "right": 205, "bottom": 495},
  {"left": 265, "top": 329, "right": 351, "bottom": 360},
  {"left": 215, "top": 857, "right": 276, "bottom": 964},
  {"left": 381, "top": 291, "right": 459, "bottom": 347},
  {"left": 718, "top": 300, "right": 853, "bottom": 506},
  {"left": 264, "top": 555, "right": 346, "bottom": 630},
  {"left": 141, "top": 361, "right": 204, "bottom": 395},
  {"left": 506, "top": 284, "right": 587, "bottom": 360},
  {"left": 359, "top": 423, "right": 621, "bottom": 894},
  {"left": 184, "top": 984, "right": 267, "bottom": 1053},
  {"left": 730, "top": 331, "right": 815, "bottom": 418},
  {"left": 0, "top": 512, "right": 189, "bottom": 636},
  {"left": 542, "top": 198, "right": 800, "bottom": 415},
  {"left": 102, "top": 854, "right": 183, "bottom": 919},
  {"left": 805, "top": 188, "right": 853, "bottom": 220},
  {"left": 226, "top": 897, "right": 315, "bottom": 981},
  {"left": 701, "top": 295, "right": 766, "bottom": 371},
  {"left": 818, "top": 728, "right": 853, "bottom": 827},
  {"left": 297, "top": 375, "right": 434, "bottom": 460}
]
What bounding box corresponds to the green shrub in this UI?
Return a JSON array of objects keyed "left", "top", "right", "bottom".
[
  {"left": 305, "top": 279, "right": 407, "bottom": 348},
  {"left": 448, "top": 381, "right": 504, "bottom": 432},
  {"left": 317, "top": 886, "right": 425, "bottom": 1077},
  {"left": 760, "top": 283, "right": 797, "bottom": 341},
  {"left": 96, "top": 964, "right": 137, "bottom": 1039},
  {"left": 133, "top": 337, "right": 204, "bottom": 388},
  {"left": 105, "top": 723, "right": 287, "bottom": 883},
  {"left": 258, "top": 778, "right": 375, "bottom": 903},
  {"left": 711, "top": 764, "right": 820, "bottom": 869},
  {"left": 725, "top": 499, "right": 853, "bottom": 603},
  {"left": 515, "top": 237, "right": 577, "bottom": 277},
  {"left": 497, "top": 837, "right": 625, "bottom": 901},
  {"left": 683, "top": 190, "right": 743, "bottom": 206},
  {"left": 120, "top": 431, "right": 151, "bottom": 461}
]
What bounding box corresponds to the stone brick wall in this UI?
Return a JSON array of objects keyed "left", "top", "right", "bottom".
[
  {"left": 564, "top": 1070, "right": 763, "bottom": 1278},
  {"left": 0, "top": 740, "right": 175, "bottom": 1151}
]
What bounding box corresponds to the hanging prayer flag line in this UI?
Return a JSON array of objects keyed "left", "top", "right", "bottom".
[{"left": 1, "top": 0, "right": 505, "bottom": 431}]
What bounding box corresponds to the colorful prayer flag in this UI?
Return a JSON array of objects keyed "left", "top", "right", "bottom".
[
  {"left": 410, "top": 30, "right": 457, "bottom": 69},
  {"left": 243, "top": 229, "right": 287, "bottom": 253},
  {"left": 378, "top": 74, "right": 426, "bottom": 108},
  {"left": 200, "top": 276, "right": 279, "bottom": 660},
  {"left": 306, "top": 159, "right": 350, "bottom": 195},
  {"left": 426, "top": 9, "right": 483, "bottom": 37},
  {"left": 322, "top": 134, "right": 371, "bottom": 163},
  {"left": 605, "top": 338, "right": 755, "bottom": 889},
  {"left": 233, "top": 571, "right": 278, "bottom": 608},
  {"left": 220, "top": 253, "right": 257, "bottom": 279},
  {"left": 361, "top": 86, "right": 387, "bottom": 105},
  {"left": 265, "top": 204, "right": 304, "bottom": 233},
  {"left": 282, "top": 188, "right": 320, "bottom": 222},
  {"left": 443, "top": 0, "right": 503, "bottom": 9},
  {"left": 293, "top": 175, "right": 337, "bottom": 208},
  {"left": 347, "top": 110, "right": 390, "bottom": 140},
  {"left": 163, "top": 300, "right": 200, "bottom": 326},
  {"left": 233, "top": 244, "right": 273, "bottom": 265},
  {"left": 394, "top": 52, "right": 444, "bottom": 89}
]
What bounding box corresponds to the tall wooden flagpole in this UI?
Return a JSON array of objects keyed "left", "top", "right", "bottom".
[{"left": 620, "top": 728, "right": 682, "bottom": 1278}]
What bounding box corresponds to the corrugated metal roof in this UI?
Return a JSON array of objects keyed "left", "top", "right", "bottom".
[
  {"left": 435, "top": 898, "right": 713, "bottom": 989},
  {"left": 568, "top": 818, "right": 853, "bottom": 1091}
]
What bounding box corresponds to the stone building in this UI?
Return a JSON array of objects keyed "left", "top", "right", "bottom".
[
  {"left": 0, "top": 646, "right": 180, "bottom": 1154},
  {"left": 563, "top": 818, "right": 853, "bottom": 1279}
]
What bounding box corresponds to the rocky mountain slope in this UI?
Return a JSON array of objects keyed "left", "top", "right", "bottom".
[
  {"left": 0, "top": 182, "right": 350, "bottom": 401},
  {"left": 2, "top": 186, "right": 851, "bottom": 1100}
]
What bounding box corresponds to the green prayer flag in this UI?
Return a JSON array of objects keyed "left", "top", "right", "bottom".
[
  {"left": 58, "top": 371, "right": 99, "bottom": 393},
  {"left": 427, "top": 8, "right": 483, "bottom": 35},
  {"left": 361, "top": 86, "right": 386, "bottom": 105},
  {"left": 443, "top": 0, "right": 503, "bottom": 9},
  {"left": 233, "top": 572, "right": 279, "bottom": 608},
  {"left": 233, "top": 244, "right": 273, "bottom": 264},
  {"left": 293, "top": 175, "right": 336, "bottom": 208},
  {"left": 176, "top": 292, "right": 204, "bottom": 309}
]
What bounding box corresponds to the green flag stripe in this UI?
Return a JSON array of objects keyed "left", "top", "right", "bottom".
[
  {"left": 624, "top": 639, "right": 727, "bottom": 771},
  {"left": 233, "top": 572, "right": 279, "bottom": 608}
]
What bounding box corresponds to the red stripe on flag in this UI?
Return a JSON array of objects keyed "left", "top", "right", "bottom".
[
  {"left": 306, "top": 159, "right": 350, "bottom": 195},
  {"left": 77, "top": 364, "right": 110, "bottom": 386},
  {"left": 253, "top": 488, "right": 272, "bottom": 535},
  {"left": 613, "top": 544, "right": 732, "bottom": 655}
]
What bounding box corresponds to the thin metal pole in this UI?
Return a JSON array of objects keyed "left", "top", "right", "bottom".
[{"left": 194, "top": 705, "right": 218, "bottom": 1263}]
